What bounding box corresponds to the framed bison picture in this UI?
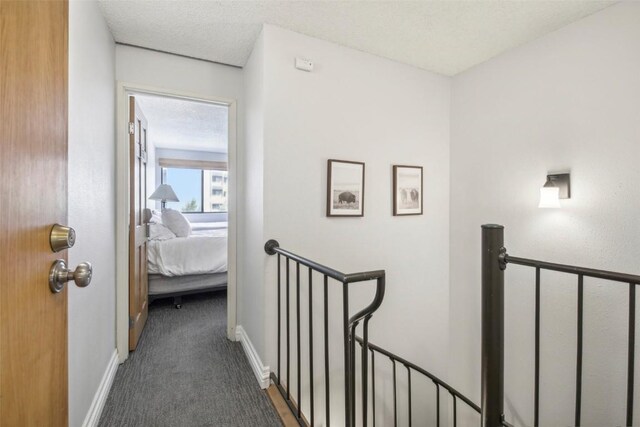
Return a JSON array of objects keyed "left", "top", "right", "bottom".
[
  {"left": 327, "top": 159, "right": 365, "bottom": 217},
  {"left": 393, "top": 165, "right": 423, "bottom": 216}
]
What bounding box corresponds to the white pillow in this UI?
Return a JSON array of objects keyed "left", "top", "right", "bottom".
[
  {"left": 150, "top": 209, "right": 163, "bottom": 224},
  {"left": 161, "top": 209, "right": 192, "bottom": 237},
  {"left": 149, "top": 223, "right": 176, "bottom": 241}
]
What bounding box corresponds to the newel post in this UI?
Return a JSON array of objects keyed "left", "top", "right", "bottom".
[{"left": 481, "top": 224, "right": 506, "bottom": 427}]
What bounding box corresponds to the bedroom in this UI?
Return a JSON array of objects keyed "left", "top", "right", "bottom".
[{"left": 130, "top": 92, "right": 231, "bottom": 346}]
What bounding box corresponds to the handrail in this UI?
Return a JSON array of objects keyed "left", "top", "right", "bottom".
[
  {"left": 505, "top": 251, "right": 640, "bottom": 427},
  {"left": 355, "top": 336, "right": 481, "bottom": 413},
  {"left": 265, "top": 239, "right": 385, "bottom": 284},
  {"left": 348, "top": 276, "right": 385, "bottom": 326},
  {"left": 344, "top": 270, "right": 386, "bottom": 283},
  {"left": 505, "top": 255, "right": 640, "bottom": 284},
  {"left": 264, "top": 239, "right": 386, "bottom": 427},
  {"left": 485, "top": 224, "right": 640, "bottom": 427}
]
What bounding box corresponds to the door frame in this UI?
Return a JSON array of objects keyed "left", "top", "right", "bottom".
[{"left": 115, "top": 81, "right": 238, "bottom": 362}]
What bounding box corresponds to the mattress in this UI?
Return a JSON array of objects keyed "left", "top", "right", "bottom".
[{"left": 147, "top": 228, "right": 227, "bottom": 276}]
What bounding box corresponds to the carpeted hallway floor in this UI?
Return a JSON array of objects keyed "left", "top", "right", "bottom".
[{"left": 99, "top": 292, "right": 281, "bottom": 427}]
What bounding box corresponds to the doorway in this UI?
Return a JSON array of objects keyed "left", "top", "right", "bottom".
[{"left": 115, "top": 83, "right": 238, "bottom": 362}]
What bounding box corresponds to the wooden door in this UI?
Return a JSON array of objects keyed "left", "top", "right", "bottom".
[
  {"left": 129, "top": 96, "right": 150, "bottom": 350},
  {"left": 0, "top": 1, "right": 69, "bottom": 425}
]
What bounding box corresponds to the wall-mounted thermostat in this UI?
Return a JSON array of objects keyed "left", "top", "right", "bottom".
[{"left": 295, "top": 58, "right": 313, "bottom": 72}]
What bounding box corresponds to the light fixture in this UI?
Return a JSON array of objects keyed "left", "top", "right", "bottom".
[
  {"left": 538, "top": 173, "right": 570, "bottom": 208},
  {"left": 149, "top": 184, "right": 179, "bottom": 209}
]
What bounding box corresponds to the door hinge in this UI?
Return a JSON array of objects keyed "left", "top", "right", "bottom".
[
  {"left": 128, "top": 122, "right": 134, "bottom": 135},
  {"left": 129, "top": 316, "right": 134, "bottom": 328}
]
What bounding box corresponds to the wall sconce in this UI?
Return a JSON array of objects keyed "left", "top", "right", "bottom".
[{"left": 538, "top": 173, "right": 570, "bottom": 208}]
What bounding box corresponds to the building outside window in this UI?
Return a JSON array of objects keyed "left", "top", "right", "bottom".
[{"left": 204, "top": 170, "right": 228, "bottom": 212}]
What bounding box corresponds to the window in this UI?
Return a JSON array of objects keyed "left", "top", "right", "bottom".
[
  {"left": 160, "top": 159, "right": 228, "bottom": 213},
  {"left": 161, "top": 167, "right": 202, "bottom": 212}
]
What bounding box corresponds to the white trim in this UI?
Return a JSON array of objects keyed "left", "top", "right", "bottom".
[
  {"left": 81, "top": 349, "right": 118, "bottom": 427},
  {"left": 115, "top": 81, "right": 239, "bottom": 362},
  {"left": 236, "top": 326, "right": 270, "bottom": 389}
]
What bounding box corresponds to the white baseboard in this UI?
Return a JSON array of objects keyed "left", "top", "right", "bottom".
[
  {"left": 236, "top": 325, "right": 270, "bottom": 389},
  {"left": 82, "top": 349, "right": 119, "bottom": 427}
]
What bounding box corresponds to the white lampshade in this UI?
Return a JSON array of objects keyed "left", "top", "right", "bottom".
[
  {"left": 149, "top": 184, "right": 179, "bottom": 203},
  {"left": 538, "top": 186, "right": 560, "bottom": 208}
]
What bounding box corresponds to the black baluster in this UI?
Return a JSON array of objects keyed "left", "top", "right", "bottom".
[
  {"left": 434, "top": 382, "right": 440, "bottom": 427},
  {"left": 349, "top": 320, "right": 359, "bottom": 427},
  {"left": 534, "top": 267, "right": 540, "bottom": 427},
  {"left": 286, "top": 258, "right": 290, "bottom": 400},
  {"left": 296, "top": 263, "right": 301, "bottom": 418},
  {"left": 343, "top": 282, "right": 350, "bottom": 426},
  {"left": 453, "top": 394, "right": 457, "bottom": 427},
  {"left": 628, "top": 282, "right": 636, "bottom": 427},
  {"left": 575, "top": 274, "right": 584, "bottom": 427},
  {"left": 406, "top": 366, "right": 412, "bottom": 427},
  {"left": 324, "top": 275, "right": 330, "bottom": 427},
  {"left": 309, "top": 268, "right": 315, "bottom": 426},
  {"left": 277, "top": 254, "right": 281, "bottom": 385},
  {"left": 361, "top": 316, "right": 371, "bottom": 427},
  {"left": 392, "top": 359, "right": 397, "bottom": 427},
  {"left": 371, "top": 349, "right": 376, "bottom": 427}
]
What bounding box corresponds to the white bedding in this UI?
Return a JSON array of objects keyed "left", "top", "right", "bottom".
[
  {"left": 190, "top": 221, "right": 228, "bottom": 231},
  {"left": 147, "top": 228, "right": 227, "bottom": 276}
]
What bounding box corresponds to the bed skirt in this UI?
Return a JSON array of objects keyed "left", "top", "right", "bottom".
[{"left": 148, "top": 272, "right": 227, "bottom": 303}]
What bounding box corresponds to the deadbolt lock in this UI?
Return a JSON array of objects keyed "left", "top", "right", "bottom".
[{"left": 50, "top": 224, "right": 76, "bottom": 252}]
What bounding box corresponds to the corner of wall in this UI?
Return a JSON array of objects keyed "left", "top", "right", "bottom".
[
  {"left": 235, "top": 326, "right": 270, "bottom": 389},
  {"left": 239, "top": 27, "right": 267, "bottom": 362}
]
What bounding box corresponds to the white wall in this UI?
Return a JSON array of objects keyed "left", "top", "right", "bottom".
[
  {"left": 243, "top": 24, "right": 452, "bottom": 424},
  {"left": 450, "top": 3, "right": 640, "bottom": 425},
  {"left": 115, "top": 45, "right": 243, "bottom": 103},
  {"left": 240, "top": 30, "right": 267, "bottom": 360},
  {"left": 68, "top": 1, "right": 116, "bottom": 426}
]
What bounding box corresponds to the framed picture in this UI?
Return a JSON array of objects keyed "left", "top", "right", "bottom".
[
  {"left": 393, "top": 165, "right": 423, "bottom": 216},
  {"left": 327, "top": 159, "right": 365, "bottom": 217}
]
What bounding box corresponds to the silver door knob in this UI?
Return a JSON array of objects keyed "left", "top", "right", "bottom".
[{"left": 49, "top": 259, "right": 92, "bottom": 293}]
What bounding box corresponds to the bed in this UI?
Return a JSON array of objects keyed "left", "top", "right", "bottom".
[{"left": 147, "top": 215, "right": 227, "bottom": 308}]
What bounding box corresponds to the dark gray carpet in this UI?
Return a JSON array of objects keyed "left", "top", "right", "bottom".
[{"left": 99, "top": 292, "right": 281, "bottom": 427}]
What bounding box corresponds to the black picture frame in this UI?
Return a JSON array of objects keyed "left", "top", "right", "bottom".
[
  {"left": 393, "top": 165, "right": 423, "bottom": 216},
  {"left": 326, "top": 159, "right": 365, "bottom": 217}
]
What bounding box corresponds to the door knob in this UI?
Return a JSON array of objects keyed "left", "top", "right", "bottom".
[{"left": 49, "top": 259, "right": 92, "bottom": 293}]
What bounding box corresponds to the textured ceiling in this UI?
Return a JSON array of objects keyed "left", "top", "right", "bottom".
[
  {"left": 135, "top": 94, "right": 228, "bottom": 153},
  {"left": 98, "top": 0, "right": 614, "bottom": 76}
]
